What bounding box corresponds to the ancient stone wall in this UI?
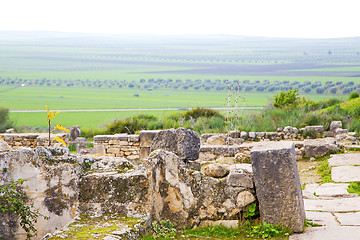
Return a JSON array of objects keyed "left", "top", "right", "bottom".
[
  {"left": 0, "top": 133, "right": 68, "bottom": 149},
  {"left": 93, "top": 134, "right": 140, "bottom": 161}
]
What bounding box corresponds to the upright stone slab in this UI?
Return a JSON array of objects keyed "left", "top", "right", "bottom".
[
  {"left": 150, "top": 128, "right": 200, "bottom": 160},
  {"left": 147, "top": 149, "right": 197, "bottom": 228},
  {"left": 250, "top": 142, "right": 305, "bottom": 233}
]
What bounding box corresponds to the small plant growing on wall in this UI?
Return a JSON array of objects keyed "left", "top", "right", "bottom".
[
  {"left": 46, "top": 105, "right": 70, "bottom": 147},
  {"left": 0, "top": 179, "right": 47, "bottom": 239}
]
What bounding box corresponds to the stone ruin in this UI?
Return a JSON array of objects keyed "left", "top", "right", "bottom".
[{"left": 0, "top": 121, "right": 357, "bottom": 239}]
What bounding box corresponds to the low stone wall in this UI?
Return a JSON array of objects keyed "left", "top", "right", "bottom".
[
  {"left": 93, "top": 134, "right": 140, "bottom": 161},
  {"left": 0, "top": 133, "right": 68, "bottom": 149}
]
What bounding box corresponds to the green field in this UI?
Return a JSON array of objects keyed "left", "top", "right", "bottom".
[{"left": 0, "top": 32, "right": 359, "bottom": 128}]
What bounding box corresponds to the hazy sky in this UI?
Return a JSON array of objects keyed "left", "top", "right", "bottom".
[{"left": 1, "top": 0, "right": 359, "bottom": 38}]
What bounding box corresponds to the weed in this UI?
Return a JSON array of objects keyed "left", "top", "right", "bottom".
[
  {"left": 243, "top": 202, "right": 260, "bottom": 219},
  {"left": 318, "top": 157, "right": 333, "bottom": 183},
  {"left": 0, "top": 179, "right": 47, "bottom": 239},
  {"left": 347, "top": 182, "right": 360, "bottom": 196},
  {"left": 247, "top": 222, "right": 291, "bottom": 239},
  {"left": 152, "top": 220, "right": 177, "bottom": 239}
]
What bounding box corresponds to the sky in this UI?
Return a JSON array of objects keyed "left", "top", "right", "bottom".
[{"left": 1, "top": 0, "right": 359, "bottom": 38}]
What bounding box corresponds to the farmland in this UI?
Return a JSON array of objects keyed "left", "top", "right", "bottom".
[{"left": 0, "top": 32, "right": 359, "bottom": 128}]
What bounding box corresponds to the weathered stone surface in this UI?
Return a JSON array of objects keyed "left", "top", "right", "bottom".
[
  {"left": 139, "top": 130, "right": 161, "bottom": 148},
  {"left": 207, "top": 134, "right": 234, "bottom": 145},
  {"left": 240, "top": 131, "right": 248, "bottom": 139},
  {"left": 203, "top": 164, "right": 229, "bottom": 178},
  {"left": 248, "top": 132, "right": 256, "bottom": 139},
  {"left": 70, "top": 126, "right": 81, "bottom": 141},
  {"left": 147, "top": 150, "right": 198, "bottom": 228},
  {"left": 229, "top": 164, "right": 253, "bottom": 173},
  {"left": 227, "top": 170, "right": 253, "bottom": 188},
  {"left": 328, "top": 153, "right": 360, "bottom": 167},
  {"left": 335, "top": 128, "right": 349, "bottom": 135},
  {"left": 0, "top": 139, "right": 12, "bottom": 151},
  {"left": 236, "top": 190, "right": 256, "bottom": 207},
  {"left": 303, "top": 138, "right": 338, "bottom": 158},
  {"left": 330, "top": 121, "right": 342, "bottom": 132},
  {"left": 334, "top": 212, "right": 360, "bottom": 226},
  {"left": 150, "top": 128, "right": 200, "bottom": 160},
  {"left": 229, "top": 130, "right": 240, "bottom": 139},
  {"left": 284, "top": 126, "right": 298, "bottom": 134},
  {"left": 304, "top": 211, "right": 339, "bottom": 227},
  {"left": 290, "top": 226, "right": 360, "bottom": 240},
  {"left": 0, "top": 147, "right": 82, "bottom": 239},
  {"left": 304, "top": 125, "right": 324, "bottom": 133},
  {"left": 332, "top": 166, "right": 360, "bottom": 182},
  {"left": 304, "top": 198, "right": 360, "bottom": 212},
  {"left": 94, "top": 144, "right": 106, "bottom": 155},
  {"left": 313, "top": 183, "right": 351, "bottom": 197},
  {"left": 251, "top": 142, "right": 305, "bottom": 233},
  {"left": 79, "top": 169, "right": 149, "bottom": 217}
]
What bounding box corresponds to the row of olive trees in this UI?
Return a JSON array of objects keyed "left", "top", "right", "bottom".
[{"left": 0, "top": 77, "right": 359, "bottom": 95}]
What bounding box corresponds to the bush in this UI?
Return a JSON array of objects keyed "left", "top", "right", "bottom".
[
  {"left": 0, "top": 107, "right": 14, "bottom": 133},
  {"left": 349, "top": 91, "right": 360, "bottom": 100},
  {"left": 273, "top": 89, "right": 300, "bottom": 109},
  {"left": 183, "top": 107, "right": 224, "bottom": 120},
  {"left": 106, "top": 114, "right": 160, "bottom": 134}
]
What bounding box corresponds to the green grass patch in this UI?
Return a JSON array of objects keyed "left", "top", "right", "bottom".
[
  {"left": 347, "top": 182, "right": 360, "bottom": 196},
  {"left": 318, "top": 157, "right": 334, "bottom": 183},
  {"left": 142, "top": 222, "right": 291, "bottom": 240}
]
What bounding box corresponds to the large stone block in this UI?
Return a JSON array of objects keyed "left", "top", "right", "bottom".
[
  {"left": 147, "top": 150, "right": 198, "bottom": 228},
  {"left": 303, "top": 138, "right": 338, "bottom": 158},
  {"left": 139, "top": 130, "right": 161, "bottom": 148},
  {"left": 150, "top": 128, "right": 200, "bottom": 160},
  {"left": 250, "top": 142, "right": 305, "bottom": 233}
]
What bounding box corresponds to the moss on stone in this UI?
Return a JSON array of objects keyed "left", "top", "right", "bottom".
[{"left": 48, "top": 214, "right": 145, "bottom": 240}]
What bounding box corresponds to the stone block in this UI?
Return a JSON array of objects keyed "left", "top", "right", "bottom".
[
  {"left": 140, "top": 147, "right": 151, "bottom": 160},
  {"left": 335, "top": 128, "right": 349, "bottom": 135},
  {"left": 107, "top": 147, "right": 120, "bottom": 155},
  {"left": 250, "top": 142, "right": 305, "bottom": 233},
  {"left": 330, "top": 121, "right": 342, "bottom": 132},
  {"left": 248, "top": 132, "right": 256, "bottom": 139},
  {"left": 94, "top": 135, "right": 112, "bottom": 142},
  {"left": 139, "top": 130, "right": 161, "bottom": 148},
  {"left": 203, "top": 164, "right": 229, "bottom": 178},
  {"left": 229, "top": 130, "right": 240, "bottom": 139},
  {"left": 227, "top": 170, "right": 253, "bottom": 188},
  {"left": 236, "top": 190, "right": 256, "bottom": 208},
  {"left": 303, "top": 138, "right": 338, "bottom": 158},
  {"left": 304, "top": 125, "right": 324, "bottom": 133},
  {"left": 94, "top": 144, "right": 106, "bottom": 155},
  {"left": 240, "top": 131, "right": 248, "bottom": 139},
  {"left": 150, "top": 128, "right": 200, "bottom": 161},
  {"left": 127, "top": 134, "right": 139, "bottom": 142}
]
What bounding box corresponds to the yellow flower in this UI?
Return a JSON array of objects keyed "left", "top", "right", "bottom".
[
  {"left": 46, "top": 105, "right": 59, "bottom": 121},
  {"left": 52, "top": 136, "right": 67, "bottom": 147},
  {"left": 53, "top": 125, "right": 70, "bottom": 132}
]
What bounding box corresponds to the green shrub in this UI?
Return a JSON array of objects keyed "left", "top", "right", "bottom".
[
  {"left": 349, "top": 91, "right": 360, "bottom": 100},
  {"left": 106, "top": 114, "right": 161, "bottom": 134},
  {"left": 183, "top": 107, "right": 224, "bottom": 120},
  {"left": 273, "top": 89, "right": 300, "bottom": 109},
  {"left": 0, "top": 107, "right": 14, "bottom": 133}
]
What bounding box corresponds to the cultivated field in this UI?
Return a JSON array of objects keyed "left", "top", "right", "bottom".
[{"left": 0, "top": 32, "right": 359, "bottom": 128}]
